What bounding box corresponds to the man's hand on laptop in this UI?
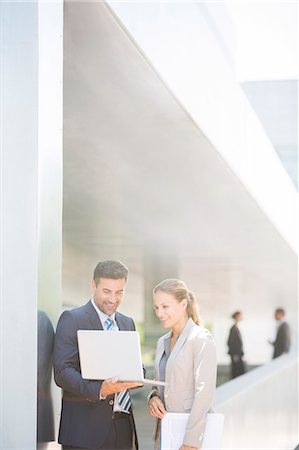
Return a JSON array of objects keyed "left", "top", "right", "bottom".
[{"left": 100, "top": 377, "right": 143, "bottom": 398}]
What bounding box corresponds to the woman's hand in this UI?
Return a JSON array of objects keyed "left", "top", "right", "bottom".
[
  {"left": 148, "top": 395, "right": 166, "bottom": 419},
  {"left": 179, "top": 446, "right": 198, "bottom": 450}
]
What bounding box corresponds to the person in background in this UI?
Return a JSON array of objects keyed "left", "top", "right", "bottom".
[
  {"left": 148, "top": 278, "right": 217, "bottom": 450},
  {"left": 227, "top": 311, "right": 245, "bottom": 379},
  {"left": 54, "top": 260, "right": 142, "bottom": 450},
  {"left": 269, "top": 308, "right": 291, "bottom": 358}
]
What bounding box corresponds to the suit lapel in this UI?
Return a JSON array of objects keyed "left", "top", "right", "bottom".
[
  {"left": 84, "top": 300, "right": 103, "bottom": 330},
  {"left": 115, "top": 312, "right": 128, "bottom": 330}
]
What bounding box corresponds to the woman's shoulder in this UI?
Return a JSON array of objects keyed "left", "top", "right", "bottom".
[{"left": 189, "top": 324, "right": 215, "bottom": 346}]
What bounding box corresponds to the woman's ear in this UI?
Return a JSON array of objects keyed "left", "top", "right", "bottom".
[{"left": 181, "top": 298, "right": 188, "bottom": 310}]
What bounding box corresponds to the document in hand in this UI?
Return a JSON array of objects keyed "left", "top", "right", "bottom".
[{"left": 161, "top": 412, "right": 224, "bottom": 450}]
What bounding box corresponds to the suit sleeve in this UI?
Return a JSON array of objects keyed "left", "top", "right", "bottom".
[
  {"left": 183, "top": 333, "right": 217, "bottom": 448},
  {"left": 53, "top": 310, "right": 102, "bottom": 401}
]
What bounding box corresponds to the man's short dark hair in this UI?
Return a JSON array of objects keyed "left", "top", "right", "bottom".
[
  {"left": 93, "top": 260, "right": 128, "bottom": 285},
  {"left": 275, "top": 308, "right": 285, "bottom": 316},
  {"left": 232, "top": 311, "right": 241, "bottom": 320}
]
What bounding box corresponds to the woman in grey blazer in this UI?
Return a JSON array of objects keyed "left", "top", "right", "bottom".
[{"left": 148, "top": 279, "right": 217, "bottom": 450}]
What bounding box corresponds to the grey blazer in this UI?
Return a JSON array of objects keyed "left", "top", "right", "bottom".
[{"left": 154, "top": 318, "right": 217, "bottom": 448}]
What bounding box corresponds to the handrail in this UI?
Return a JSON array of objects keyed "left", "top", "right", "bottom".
[
  {"left": 215, "top": 350, "right": 298, "bottom": 407},
  {"left": 214, "top": 351, "right": 298, "bottom": 449}
]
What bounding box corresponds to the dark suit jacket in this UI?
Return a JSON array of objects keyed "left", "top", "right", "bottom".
[
  {"left": 53, "top": 300, "right": 138, "bottom": 448},
  {"left": 227, "top": 324, "right": 243, "bottom": 357},
  {"left": 273, "top": 321, "right": 291, "bottom": 358}
]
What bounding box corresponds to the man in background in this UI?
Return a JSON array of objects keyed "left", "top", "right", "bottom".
[{"left": 270, "top": 308, "right": 291, "bottom": 359}]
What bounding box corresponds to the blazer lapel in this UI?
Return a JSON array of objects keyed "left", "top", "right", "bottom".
[
  {"left": 155, "top": 332, "right": 171, "bottom": 383},
  {"left": 167, "top": 318, "right": 195, "bottom": 368},
  {"left": 156, "top": 333, "right": 170, "bottom": 362},
  {"left": 84, "top": 300, "right": 103, "bottom": 330},
  {"left": 115, "top": 312, "right": 128, "bottom": 330}
]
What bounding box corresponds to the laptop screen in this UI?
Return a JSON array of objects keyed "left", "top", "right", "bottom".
[{"left": 77, "top": 330, "right": 144, "bottom": 381}]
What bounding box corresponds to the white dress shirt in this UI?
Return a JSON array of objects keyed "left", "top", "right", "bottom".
[{"left": 91, "top": 298, "right": 128, "bottom": 413}]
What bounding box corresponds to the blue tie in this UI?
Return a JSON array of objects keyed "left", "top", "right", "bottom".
[
  {"left": 105, "top": 317, "right": 114, "bottom": 331},
  {"left": 104, "top": 317, "right": 131, "bottom": 413}
]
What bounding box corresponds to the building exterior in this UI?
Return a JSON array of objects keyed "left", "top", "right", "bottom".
[{"left": 0, "top": 1, "right": 297, "bottom": 449}]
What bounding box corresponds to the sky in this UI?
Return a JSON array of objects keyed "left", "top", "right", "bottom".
[{"left": 227, "top": 1, "right": 298, "bottom": 82}]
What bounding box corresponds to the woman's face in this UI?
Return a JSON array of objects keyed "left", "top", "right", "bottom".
[{"left": 153, "top": 290, "right": 188, "bottom": 330}]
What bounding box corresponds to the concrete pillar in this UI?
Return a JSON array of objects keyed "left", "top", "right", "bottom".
[
  {"left": 0, "top": 2, "right": 38, "bottom": 447},
  {"left": 37, "top": 2, "right": 63, "bottom": 448},
  {"left": 0, "top": 1, "right": 63, "bottom": 448}
]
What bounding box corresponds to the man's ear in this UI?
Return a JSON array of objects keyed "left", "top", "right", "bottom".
[{"left": 91, "top": 279, "right": 96, "bottom": 293}]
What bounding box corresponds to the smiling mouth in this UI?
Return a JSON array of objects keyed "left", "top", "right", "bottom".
[{"left": 106, "top": 303, "right": 117, "bottom": 309}]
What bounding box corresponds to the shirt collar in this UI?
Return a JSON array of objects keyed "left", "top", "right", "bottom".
[{"left": 91, "top": 298, "right": 116, "bottom": 328}]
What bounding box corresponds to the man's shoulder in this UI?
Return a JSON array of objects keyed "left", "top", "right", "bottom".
[
  {"left": 115, "top": 310, "right": 132, "bottom": 319},
  {"left": 115, "top": 311, "right": 135, "bottom": 331},
  {"left": 115, "top": 310, "right": 134, "bottom": 324},
  {"left": 58, "top": 301, "right": 92, "bottom": 320},
  {"left": 280, "top": 321, "right": 290, "bottom": 332}
]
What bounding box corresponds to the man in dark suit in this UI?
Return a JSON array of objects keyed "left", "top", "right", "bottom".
[
  {"left": 54, "top": 260, "right": 142, "bottom": 450},
  {"left": 227, "top": 311, "right": 245, "bottom": 379},
  {"left": 270, "top": 308, "right": 291, "bottom": 359}
]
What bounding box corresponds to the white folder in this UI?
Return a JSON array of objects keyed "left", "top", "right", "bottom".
[{"left": 161, "top": 412, "right": 224, "bottom": 450}]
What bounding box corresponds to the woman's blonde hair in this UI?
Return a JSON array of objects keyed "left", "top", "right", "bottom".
[{"left": 153, "top": 278, "right": 201, "bottom": 325}]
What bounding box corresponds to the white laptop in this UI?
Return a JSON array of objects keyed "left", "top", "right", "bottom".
[{"left": 77, "top": 330, "right": 167, "bottom": 386}]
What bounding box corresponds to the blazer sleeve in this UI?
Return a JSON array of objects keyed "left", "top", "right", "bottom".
[
  {"left": 53, "top": 310, "right": 102, "bottom": 401},
  {"left": 183, "top": 332, "right": 217, "bottom": 448}
]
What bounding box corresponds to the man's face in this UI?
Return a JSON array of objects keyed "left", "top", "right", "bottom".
[
  {"left": 92, "top": 277, "right": 126, "bottom": 316},
  {"left": 275, "top": 311, "right": 283, "bottom": 321}
]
